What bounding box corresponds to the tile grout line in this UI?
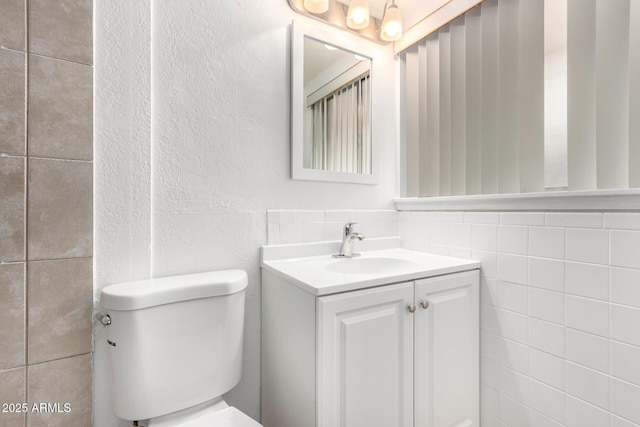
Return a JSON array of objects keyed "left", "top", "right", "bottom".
[{"left": 24, "top": 0, "right": 30, "bottom": 420}]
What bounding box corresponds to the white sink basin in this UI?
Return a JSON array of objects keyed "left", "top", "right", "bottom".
[
  {"left": 261, "top": 238, "right": 481, "bottom": 295},
  {"left": 325, "top": 257, "right": 419, "bottom": 275}
]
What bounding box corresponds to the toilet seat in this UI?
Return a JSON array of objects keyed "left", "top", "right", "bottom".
[{"left": 148, "top": 398, "right": 262, "bottom": 427}]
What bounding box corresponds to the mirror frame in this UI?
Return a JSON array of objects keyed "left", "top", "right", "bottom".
[{"left": 291, "top": 19, "right": 379, "bottom": 185}]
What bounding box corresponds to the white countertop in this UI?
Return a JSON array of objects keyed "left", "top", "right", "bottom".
[{"left": 261, "top": 238, "right": 480, "bottom": 296}]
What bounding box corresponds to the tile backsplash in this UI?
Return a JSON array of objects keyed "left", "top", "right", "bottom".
[
  {"left": 399, "top": 211, "right": 640, "bottom": 426},
  {"left": 266, "top": 209, "right": 398, "bottom": 245}
]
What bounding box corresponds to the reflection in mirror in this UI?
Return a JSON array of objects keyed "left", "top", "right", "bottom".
[
  {"left": 291, "top": 20, "right": 378, "bottom": 184},
  {"left": 302, "top": 37, "right": 372, "bottom": 174}
]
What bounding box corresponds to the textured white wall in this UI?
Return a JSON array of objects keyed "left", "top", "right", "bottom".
[{"left": 94, "top": 1, "right": 399, "bottom": 425}]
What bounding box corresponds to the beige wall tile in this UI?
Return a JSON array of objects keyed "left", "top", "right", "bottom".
[
  {"left": 28, "top": 0, "right": 92, "bottom": 65},
  {"left": 27, "top": 258, "right": 92, "bottom": 364},
  {"left": 0, "top": 263, "right": 25, "bottom": 370},
  {"left": 27, "top": 354, "right": 92, "bottom": 427},
  {"left": 0, "top": 156, "right": 26, "bottom": 262},
  {"left": 27, "top": 159, "right": 92, "bottom": 260},
  {"left": 0, "top": 49, "right": 26, "bottom": 156},
  {"left": 0, "top": 0, "right": 26, "bottom": 51},
  {"left": 28, "top": 55, "right": 92, "bottom": 161},
  {"left": 0, "top": 367, "right": 26, "bottom": 427}
]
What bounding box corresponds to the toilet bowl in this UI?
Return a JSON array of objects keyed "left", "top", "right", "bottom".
[
  {"left": 99, "top": 270, "right": 262, "bottom": 426},
  {"left": 148, "top": 397, "right": 261, "bottom": 427}
]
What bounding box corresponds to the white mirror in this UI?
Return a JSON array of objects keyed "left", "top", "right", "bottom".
[{"left": 291, "top": 20, "right": 378, "bottom": 184}]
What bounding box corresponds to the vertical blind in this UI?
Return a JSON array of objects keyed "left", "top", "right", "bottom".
[
  {"left": 307, "top": 73, "right": 371, "bottom": 174},
  {"left": 401, "top": 0, "right": 640, "bottom": 197}
]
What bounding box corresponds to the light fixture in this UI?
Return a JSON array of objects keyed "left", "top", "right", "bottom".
[
  {"left": 304, "top": 0, "right": 329, "bottom": 14},
  {"left": 380, "top": 1, "right": 403, "bottom": 41},
  {"left": 347, "top": 0, "right": 370, "bottom": 30}
]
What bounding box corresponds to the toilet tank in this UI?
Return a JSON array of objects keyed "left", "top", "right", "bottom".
[{"left": 100, "top": 270, "right": 248, "bottom": 421}]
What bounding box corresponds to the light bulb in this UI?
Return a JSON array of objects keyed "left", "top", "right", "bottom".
[
  {"left": 304, "top": 0, "right": 329, "bottom": 14},
  {"left": 347, "top": 0, "right": 370, "bottom": 30},
  {"left": 381, "top": 3, "right": 403, "bottom": 41}
]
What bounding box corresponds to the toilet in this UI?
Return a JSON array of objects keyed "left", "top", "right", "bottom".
[{"left": 99, "top": 270, "right": 262, "bottom": 426}]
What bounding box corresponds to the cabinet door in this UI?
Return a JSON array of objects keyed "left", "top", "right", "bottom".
[
  {"left": 318, "top": 282, "right": 415, "bottom": 427},
  {"left": 414, "top": 270, "right": 479, "bottom": 427}
]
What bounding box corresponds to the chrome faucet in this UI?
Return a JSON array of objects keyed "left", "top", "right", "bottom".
[{"left": 333, "top": 222, "right": 365, "bottom": 258}]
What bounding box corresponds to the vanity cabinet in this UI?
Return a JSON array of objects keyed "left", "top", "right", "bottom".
[{"left": 262, "top": 269, "right": 479, "bottom": 427}]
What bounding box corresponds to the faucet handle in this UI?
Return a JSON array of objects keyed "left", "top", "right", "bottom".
[{"left": 343, "top": 222, "right": 358, "bottom": 237}]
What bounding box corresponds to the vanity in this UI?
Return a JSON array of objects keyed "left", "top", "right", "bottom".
[{"left": 261, "top": 237, "right": 480, "bottom": 427}]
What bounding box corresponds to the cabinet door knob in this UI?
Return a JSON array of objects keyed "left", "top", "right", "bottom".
[
  {"left": 408, "top": 304, "right": 416, "bottom": 313},
  {"left": 421, "top": 300, "right": 429, "bottom": 309}
]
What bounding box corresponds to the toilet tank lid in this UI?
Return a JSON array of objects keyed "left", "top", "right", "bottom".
[{"left": 100, "top": 270, "right": 248, "bottom": 311}]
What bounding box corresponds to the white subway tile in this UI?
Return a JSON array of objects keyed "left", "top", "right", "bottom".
[
  {"left": 529, "top": 257, "right": 565, "bottom": 292},
  {"left": 473, "top": 250, "right": 498, "bottom": 279},
  {"left": 480, "top": 304, "right": 500, "bottom": 337},
  {"left": 325, "top": 210, "right": 353, "bottom": 222},
  {"left": 499, "top": 337, "right": 529, "bottom": 374},
  {"left": 450, "top": 223, "right": 472, "bottom": 248},
  {"left": 529, "top": 287, "right": 564, "bottom": 325},
  {"left": 434, "top": 211, "right": 464, "bottom": 223},
  {"left": 277, "top": 210, "right": 297, "bottom": 223},
  {"left": 279, "top": 221, "right": 302, "bottom": 244},
  {"left": 566, "top": 395, "right": 611, "bottom": 427},
  {"left": 301, "top": 222, "right": 323, "bottom": 243},
  {"left": 267, "top": 223, "right": 280, "bottom": 245},
  {"left": 499, "top": 394, "right": 529, "bottom": 427},
  {"left": 528, "top": 378, "right": 566, "bottom": 424},
  {"left": 530, "top": 226, "right": 565, "bottom": 259},
  {"left": 604, "top": 212, "right": 640, "bottom": 230},
  {"left": 611, "top": 415, "right": 639, "bottom": 427},
  {"left": 611, "top": 230, "right": 640, "bottom": 269},
  {"left": 480, "top": 384, "right": 499, "bottom": 419},
  {"left": 611, "top": 340, "right": 640, "bottom": 387},
  {"left": 496, "top": 308, "right": 529, "bottom": 345},
  {"left": 430, "top": 222, "right": 449, "bottom": 246},
  {"left": 527, "top": 409, "right": 564, "bottom": 427},
  {"left": 611, "top": 378, "right": 640, "bottom": 424},
  {"left": 500, "top": 212, "right": 545, "bottom": 226},
  {"left": 546, "top": 212, "right": 604, "bottom": 229},
  {"left": 496, "top": 281, "right": 528, "bottom": 314},
  {"left": 352, "top": 210, "right": 397, "bottom": 222},
  {"left": 481, "top": 356, "right": 500, "bottom": 389},
  {"left": 566, "top": 328, "right": 610, "bottom": 374},
  {"left": 566, "top": 228, "right": 609, "bottom": 264},
  {"left": 565, "top": 295, "right": 609, "bottom": 338},
  {"left": 429, "top": 245, "right": 449, "bottom": 256},
  {"left": 498, "top": 253, "right": 528, "bottom": 285},
  {"left": 566, "top": 362, "right": 610, "bottom": 410},
  {"left": 500, "top": 366, "right": 529, "bottom": 404},
  {"left": 529, "top": 348, "right": 565, "bottom": 391},
  {"left": 360, "top": 221, "right": 397, "bottom": 238},
  {"left": 448, "top": 246, "right": 472, "bottom": 259},
  {"left": 295, "top": 210, "right": 325, "bottom": 223},
  {"left": 611, "top": 267, "right": 640, "bottom": 309},
  {"left": 480, "top": 329, "right": 500, "bottom": 361},
  {"left": 481, "top": 277, "right": 499, "bottom": 306},
  {"left": 472, "top": 224, "right": 498, "bottom": 251},
  {"left": 611, "top": 304, "right": 640, "bottom": 347},
  {"left": 323, "top": 222, "right": 343, "bottom": 241},
  {"left": 266, "top": 210, "right": 281, "bottom": 224},
  {"left": 565, "top": 261, "right": 609, "bottom": 301},
  {"left": 465, "top": 211, "right": 500, "bottom": 224},
  {"left": 530, "top": 318, "right": 565, "bottom": 357},
  {"left": 498, "top": 225, "right": 529, "bottom": 255}
]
